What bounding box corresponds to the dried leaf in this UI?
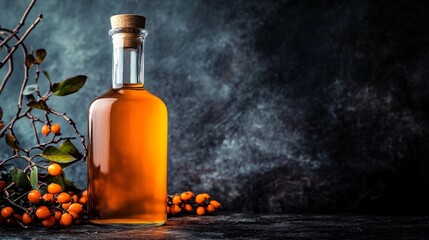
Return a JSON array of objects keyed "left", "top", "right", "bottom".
[
  {"left": 23, "top": 84, "right": 38, "bottom": 96},
  {"left": 27, "top": 100, "right": 48, "bottom": 111},
  {"left": 25, "top": 54, "right": 36, "bottom": 68},
  {"left": 52, "top": 75, "right": 87, "bottom": 96},
  {"left": 41, "top": 146, "right": 76, "bottom": 163},
  {"left": 30, "top": 166, "right": 39, "bottom": 190},
  {"left": 11, "top": 168, "right": 30, "bottom": 189},
  {"left": 35, "top": 49, "right": 46, "bottom": 63},
  {"left": 5, "top": 133, "right": 19, "bottom": 150}
]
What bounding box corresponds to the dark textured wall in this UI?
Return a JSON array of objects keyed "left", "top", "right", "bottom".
[{"left": 1, "top": 0, "right": 429, "bottom": 213}]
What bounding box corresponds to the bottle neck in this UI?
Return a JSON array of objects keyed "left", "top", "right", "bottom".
[{"left": 110, "top": 28, "right": 147, "bottom": 89}]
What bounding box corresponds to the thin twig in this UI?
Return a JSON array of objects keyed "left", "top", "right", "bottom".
[
  {"left": 0, "top": 36, "right": 13, "bottom": 93},
  {"left": 1, "top": 14, "right": 43, "bottom": 67},
  {"left": 0, "top": 0, "right": 37, "bottom": 48}
]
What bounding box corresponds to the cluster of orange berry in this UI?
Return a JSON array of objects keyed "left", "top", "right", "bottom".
[
  {"left": 0, "top": 163, "right": 87, "bottom": 228},
  {"left": 167, "top": 191, "right": 221, "bottom": 216},
  {"left": 41, "top": 123, "right": 61, "bottom": 136}
]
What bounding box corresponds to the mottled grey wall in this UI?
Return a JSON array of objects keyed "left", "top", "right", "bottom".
[{"left": 1, "top": 0, "right": 429, "bottom": 213}]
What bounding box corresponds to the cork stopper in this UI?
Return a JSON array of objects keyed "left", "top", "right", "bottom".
[
  {"left": 110, "top": 14, "right": 146, "bottom": 48},
  {"left": 110, "top": 14, "right": 146, "bottom": 29}
]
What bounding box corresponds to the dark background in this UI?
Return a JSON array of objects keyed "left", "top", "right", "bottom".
[{"left": 1, "top": 0, "right": 429, "bottom": 213}]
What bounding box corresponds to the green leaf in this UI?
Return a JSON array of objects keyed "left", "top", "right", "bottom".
[
  {"left": 11, "top": 168, "right": 30, "bottom": 189},
  {"left": 5, "top": 133, "right": 19, "bottom": 150},
  {"left": 48, "top": 176, "right": 78, "bottom": 192},
  {"left": 41, "top": 146, "right": 76, "bottom": 163},
  {"left": 35, "top": 49, "right": 46, "bottom": 63},
  {"left": 25, "top": 54, "right": 36, "bottom": 68},
  {"left": 0, "top": 106, "right": 2, "bottom": 120},
  {"left": 43, "top": 71, "right": 51, "bottom": 84},
  {"left": 52, "top": 75, "right": 87, "bottom": 96},
  {"left": 27, "top": 100, "right": 48, "bottom": 111},
  {"left": 23, "top": 84, "right": 38, "bottom": 96},
  {"left": 30, "top": 166, "right": 39, "bottom": 190},
  {"left": 59, "top": 139, "right": 82, "bottom": 159}
]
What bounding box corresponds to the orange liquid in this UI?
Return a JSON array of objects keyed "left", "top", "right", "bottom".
[{"left": 87, "top": 84, "right": 167, "bottom": 225}]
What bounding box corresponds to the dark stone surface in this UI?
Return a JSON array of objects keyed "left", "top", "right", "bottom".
[
  {"left": 2, "top": 214, "right": 429, "bottom": 239},
  {"left": 1, "top": 0, "right": 429, "bottom": 213}
]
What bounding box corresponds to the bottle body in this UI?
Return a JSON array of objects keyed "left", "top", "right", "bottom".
[{"left": 88, "top": 85, "right": 168, "bottom": 225}]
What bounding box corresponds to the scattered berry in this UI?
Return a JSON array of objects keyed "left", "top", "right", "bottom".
[
  {"left": 172, "top": 195, "right": 181, "bottom": 205},
  {"left": 51, "top": 123, "right": 61, "bottom": 135},
  {"left": 68, "top": 203, "right": 83, "bottom": 214},
  {"left": 28, "top": 189, "right": 41, "bottom": 204},
  {"left": 56, "top": 192, "right": 71, "bottom": 204},
  {"left": 42, "top": 193, "right": 55, "bottom": 204},
  {"left": 22, "top": 213, "right": 34, "bottom": 225},
  {"left": 47, "top": 183, "right": 62, "bottom": 194},
  {"left": 210, "top": 200, "right": 221, "bottom": 209},
  {"left": 195, "top": 193, "right": 210, "bottom": 204},
  {"left": 42, "top": 215, "right": 56, "bottom": 228},
  {"left": 1, "top": 206, "right": 14, "bottom": 218},
  {"left": 41, "top": 124, "right": 50, "bottom": 136},
  {"left": 60, "top": 213, "right": 73, "bottom": 227},
  {"left": 48, "top": 163, "right": 62, "bottom": 176},
  {"left": 35, "top": 206, "right": 51, "bottom": 219},
  {"left": 196, "top": 206, "right": 205, "bottom": 216},
  {"left": 180, "top": 191, "right": 194, "bottom": 201}
]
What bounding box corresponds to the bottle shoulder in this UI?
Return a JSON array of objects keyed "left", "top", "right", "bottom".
[{"left": 89, "top": 88, "right": 167, "bottom": 111}]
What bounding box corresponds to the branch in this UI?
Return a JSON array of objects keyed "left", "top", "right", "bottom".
[
  {"left": 0, "top": 0, "right": 37, "bottom": 48},
  {"left": 1, "top": 14, "right": 43, "bottom": 68}
]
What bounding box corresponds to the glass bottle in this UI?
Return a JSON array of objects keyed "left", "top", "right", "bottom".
[{"left": 87, "top": 14, "right": 168, "bottom": 225}]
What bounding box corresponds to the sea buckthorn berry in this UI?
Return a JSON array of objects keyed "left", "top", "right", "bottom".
[
  {"left": 0, "top": 180, "right": 6, "bottom": 190},
  {"left": 195, "top": 193, "right": 210, "bottom": 204},
  {"left": 72, "top": 194, "right": 79, "bottom": 203},
  {"left": 210, "top": 200, "right": 221, "bottom": 209},
  {"left": 42, "top": 193, "right": 55, "bottom": 204},
  {"left": 42, "top": 215, "right": 56, "bottom": 228},
  {"left": 196, "top": 206, "right": 205, "bottom": 216},
  {"left": 180, "top": 191, "right": 194, "bottom": 201},
  {"left": 51, "top": 123, "right": 61, "bottom": 135},
  {"left": 169, "top": 205, "right": 181, "bottom": 215},
  {"left": 60, "top": 213, "right": 73, "bottom": 227},
  {"left": 62, "top": 202, "right": 72, "bottom": 210},
  {"left": 81, "top": 190, "right": 87, "bottom": 197},
  {"left": 68, "top": 203, "right": 83, "bottom": 215},
  {"left": 48, "top": 163, "right": 62, "bottom": 176},
  {"left": 41, "top": 124, "right": 51, "bottom": 136},
  {"left": 35, "top": 206, "right": 51, "bottom": 219},
  {"left": 206, "top": 204, "right": 215, "bottom": 213},
  {"left": 0, "top": 122, "right": 4, "bottom": 129},
  {"left": 172, "top": 195, "right": 181, "bottom": 205},
  {"left": 57, "top": 192, "right": 71, "bottom": 204},
  {"left": 28, "top": 189, "right": 41, "bottom": 204},
  {"left": 47, "top": 183, "right": 62, "bottom": 194},
  {"left": 68, "top": 210, "right": 79, "bottom": 220},
  {"left": 22, "top": 213, "right": 34, "bottom": 225},
  {"left": 184, "top": 203, "right": 193, "bottom": 212},
  {"left": 54, "top": 210, "right": 62, "bottom": 221},
  {"left": 79, "top": 196, "right": 87, "bottom": 205},
  {"left": 1, "top": 206, "right": 14, "bottom": 218}
]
